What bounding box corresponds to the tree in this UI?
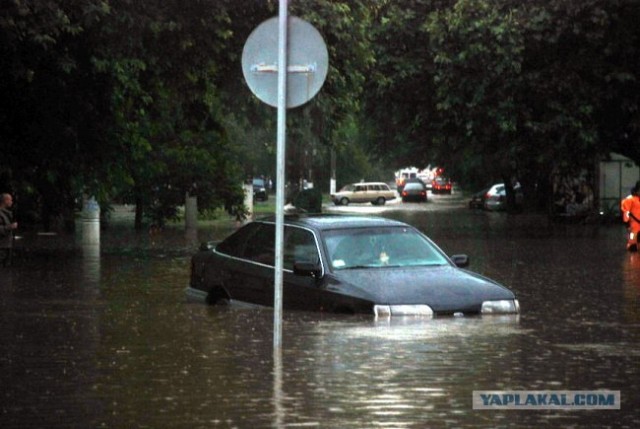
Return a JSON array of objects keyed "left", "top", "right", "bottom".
[
  {"left": 219, "top": 0, "right": 378, "bottom": 192},
  {"left": 426, "top": 0, "right": 525, "bottom": 209},
  {"left": 366, "top": 0, "right": 640, "bottom": 212},
  {"left": 363, "top": 0, "right": 447, "bottom": 168},
  {"left": 0, "top": 1, "right": 111, "bottom": 229},
  {"left": 94, "top": 0, "right": 246, "bottom": 228}
]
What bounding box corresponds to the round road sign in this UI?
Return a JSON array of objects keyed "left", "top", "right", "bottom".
[{"left": 242, "top": 16, "right": 329, "bottom": 108}]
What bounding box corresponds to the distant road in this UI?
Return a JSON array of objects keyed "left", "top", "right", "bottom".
[{"left": 324, "top": 190, "right": 467, "bottom": 214}]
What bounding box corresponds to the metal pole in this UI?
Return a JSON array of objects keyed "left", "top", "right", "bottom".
[
  {"left": 330, "top": 148, "right": 336, "bottom": 195},
  {"left": 273, "top": 0, "right": 288, "bottom": 349}
]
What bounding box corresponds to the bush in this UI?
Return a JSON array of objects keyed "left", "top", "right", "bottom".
[{"left": 293, "top": 188, "right": 323, "bottom": 213}]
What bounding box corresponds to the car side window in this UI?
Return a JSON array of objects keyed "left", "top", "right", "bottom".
[
  {"left": 283, "top": 227, "right": 318, "bottom": 271},
  {"left": 243, "top": 223, "right": 276, "bottom": 265},
  {"left": 216, "top": 222, "right": 263, "bottom": 258}
]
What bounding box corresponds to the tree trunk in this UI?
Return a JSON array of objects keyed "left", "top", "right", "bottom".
[
  {"left": 501, "top": 174, "right": 518, "bottom": 214},
  {"left": 134, "top": 195, "right": 143, "bottom": 231}
]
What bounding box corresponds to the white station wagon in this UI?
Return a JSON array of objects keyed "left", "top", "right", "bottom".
[{"left": 331, "top": 182, "right": 397, "bottom": 206}]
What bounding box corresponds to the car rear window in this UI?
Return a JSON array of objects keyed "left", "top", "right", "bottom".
[
  {"left": 216, "top": 222, "right": 264, "bottom": 258},
  {"left": 404, "top": 183, "right": 424, "bottom": 190}
]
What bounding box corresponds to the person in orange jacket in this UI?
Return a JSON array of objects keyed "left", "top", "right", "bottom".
[
  {"left": 621, "top": 188, "right": 635, "bottom": 222},
  {"left": 622, "top": 182, "right": 640, "bottom": 251}
]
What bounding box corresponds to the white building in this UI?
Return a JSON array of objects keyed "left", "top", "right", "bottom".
[{"left": 598, "top": 153, "right": 640, "bottom": 215}]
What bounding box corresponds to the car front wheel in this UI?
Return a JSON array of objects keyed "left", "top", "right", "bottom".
[{"left": 340, "top": 197, "right": 349, "bottom": 206}]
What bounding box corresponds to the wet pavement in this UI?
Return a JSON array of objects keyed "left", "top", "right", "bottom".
[{"left": 1, "top": 194, "right": 639, "bottom": 428}]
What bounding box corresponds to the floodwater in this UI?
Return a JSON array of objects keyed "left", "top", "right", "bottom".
[{"left": 1, "top": 195, "right": 639, "bottom": 429}]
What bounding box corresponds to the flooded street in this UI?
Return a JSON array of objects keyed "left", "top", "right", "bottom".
[{"left": 1, "top": 195, "right": 639, "bottom": 428}]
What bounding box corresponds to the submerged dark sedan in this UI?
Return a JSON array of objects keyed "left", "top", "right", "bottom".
[
  {"left": 401, "top": 181, "right": 428, "bottom": 203},
  {"left": 187, "top": 214, "right": 519, "bottom": 317}
]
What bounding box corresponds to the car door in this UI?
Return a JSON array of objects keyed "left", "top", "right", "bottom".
[
  {"left": 282, "top": 226, "right": 324, "bottom": 312},
  {"left": 220, "top": 222, "right": 275, "bottom": 307},
  {"left": 366, "top": 184, "right": 379, "bottom": 202},
  {"left": 380, "top": 183, "right": 395, "bottom": 200},
  {"left": 352, "top": 184, "right": 367, "bottom": 203}
]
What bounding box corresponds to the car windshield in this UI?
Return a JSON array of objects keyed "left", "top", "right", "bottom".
[{"left": 323, "top": 226, "right": 449, "bottom": 270}]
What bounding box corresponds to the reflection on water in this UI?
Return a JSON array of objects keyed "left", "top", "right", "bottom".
[
  {"left": 1, "top": 210, "right": 639, "bottom": 428},
  {"left": 81, "top": 243, "right": 101, "bottom": 286},
  {"left": 273, "top": 347, "right": 284, "bottom": 429},
  {"left": 276, "top": 315, "right": 523, "bottom": 428},
  {"left": 623, "top": 253, "right": 640, "bottom": 323}
]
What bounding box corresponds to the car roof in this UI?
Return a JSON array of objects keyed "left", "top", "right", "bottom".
[
  {"left": 256, "top": 214, "right": 409, "bottom": 231},
  {"left": 352, "top": 182, "right": 388, "bottom": 186}
]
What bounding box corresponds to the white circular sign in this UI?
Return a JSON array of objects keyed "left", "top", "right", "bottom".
[{"left": 242, "top": 16, "right": 329, "bottom": 108}]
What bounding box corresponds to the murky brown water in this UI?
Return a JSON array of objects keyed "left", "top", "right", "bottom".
[{"left": 1, "top": 195, "right": 639, "bottom": 428}]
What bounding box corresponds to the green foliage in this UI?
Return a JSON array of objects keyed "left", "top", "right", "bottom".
[
  {"left": 92, "top": 0, "right": 246, "bottom": 228},
  {"left": 425, "top": 0, "right": 524, "bottom": 186},
  {"left": 293, "top": 188, "right": 323, "bottom": 213},
  {"left": 366, "top": 0, "right": 640, "bottom": 208},
  {"left": 0, "top": 1, "right": 112, "bottom": 228}
]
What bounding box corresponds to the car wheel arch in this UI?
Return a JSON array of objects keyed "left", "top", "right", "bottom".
[
  {"left": 330, "top": 305, "right": 356, "bottom": 315},
  {"left": 206, "top": 285, "right": 230, "bottom": 305},
  {"left": 373, "top": 197, "right": 386, "bottom": 205}
]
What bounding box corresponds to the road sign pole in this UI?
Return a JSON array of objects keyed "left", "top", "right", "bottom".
[
  {"left": 241, "top": 6, "right": 328, "bottom": 350},
  {"left": 273, "top": 0, "right": 288, "bottom": 349}
]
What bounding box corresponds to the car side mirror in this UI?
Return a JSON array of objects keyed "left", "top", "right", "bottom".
[
  {"left": 451, "top": 254, "right": 469, "bottom": 268},
  {"left": 199, "top": 241, "right": 217, "bottom": 251},
  {"left": 293, "top": 261, "right": 322, "bottom": 278}
]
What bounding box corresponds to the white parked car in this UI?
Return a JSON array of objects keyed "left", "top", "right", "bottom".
[
  {"left": 484, "top": 183, "right": 523, "bottom": 211},
  {"left": 331, "top": 182, "right": 396, "bottom": 206}
]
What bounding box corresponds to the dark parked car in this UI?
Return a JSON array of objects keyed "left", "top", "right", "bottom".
[
  {"left": 252, "top": 177, "right": 268, "bottom": 201},
  {"left": 187, "top": 214, "right": 520, "bottom": 317},
  {"left": 432, "top": 177, "right": 452, "bottom": 194},
  {"left": 401, "top": 181, "right": 428, "bottom": 203}
]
